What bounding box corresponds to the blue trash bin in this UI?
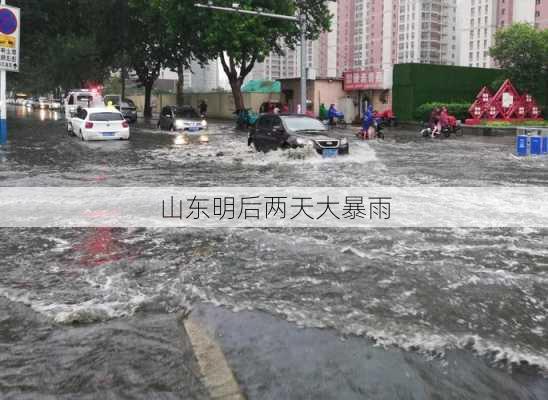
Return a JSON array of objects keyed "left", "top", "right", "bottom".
[
  {"left": 516, "top": 135, "right": 529, "bottom": 156},
  {"left": 530, "top": 136, "right": 542, "bottom": 155},
  {"left": 542, "top": 136, "right": 548, "bottom": 154}
]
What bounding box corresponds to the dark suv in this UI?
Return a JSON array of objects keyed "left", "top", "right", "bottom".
[{"left": 249, "top": 114, "right": 349, "bottom": 157}]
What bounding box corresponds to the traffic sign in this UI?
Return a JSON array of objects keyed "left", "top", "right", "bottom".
[
  {"left": 0, "top": 5, "right": 19, "bottom": 72},
  {"left": 0, "top": 8, "right": 17, "bottom": 34}
]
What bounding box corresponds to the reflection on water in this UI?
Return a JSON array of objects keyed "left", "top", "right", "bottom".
[
  {"left": 12, "top": 106, "right": 61, "bottom": 121},
  {"left": 173, "top": 134, "right": 189, "bottom": 146},
  {"left": 14, "top": 106, "right": 27, "bottom": 118},
  {"left": 172, "top": 133, "right": 210, "bottom": 147}
]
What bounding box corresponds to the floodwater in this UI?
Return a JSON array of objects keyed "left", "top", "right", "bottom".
[{"left": 0, "top": 107, "right": 547, "bottom": 399}]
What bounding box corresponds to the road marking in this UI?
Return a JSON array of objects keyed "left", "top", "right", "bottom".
[{"left": 184, "top": 319, "right": 245, "bottom": 400}]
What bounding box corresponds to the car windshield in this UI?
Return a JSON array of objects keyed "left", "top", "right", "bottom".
[
  {"left": 89, "top": 112, "right": 124, "bottom": 121},
  {"left": 281, "top": 116, "right": 327, "bottom": 133},
  {"left": 175, "top": 108, "right": 199, "bottom": 119},
  {"left": 124, "top": 99, "right": 136, "bottom": 107}
]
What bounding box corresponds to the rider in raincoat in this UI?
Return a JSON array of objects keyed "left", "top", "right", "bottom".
[{"left": 361, "top": 104, "right": 375, "bottom": 139}]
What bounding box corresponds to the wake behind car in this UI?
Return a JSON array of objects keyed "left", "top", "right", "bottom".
[
  {"left": 249, "top": 114, "right": 349, "bottom": 157},
  {"left": 67, "top": 107, "right": 130, "bottom": 141},
  {"left": 158, "top": 106, "right": 207, "bottom": 132}
]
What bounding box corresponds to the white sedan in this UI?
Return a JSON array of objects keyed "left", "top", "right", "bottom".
[{"left": 67, "top": 108, "right": 130, "bottom": 141}]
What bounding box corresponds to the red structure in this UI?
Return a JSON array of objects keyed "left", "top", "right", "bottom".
[{"left": 466, "top": 79, "right": 543, "bottom": 125}]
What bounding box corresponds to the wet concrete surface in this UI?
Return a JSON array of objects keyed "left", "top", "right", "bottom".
[
  {"left": 192, "top": 304, "right": 548, "bottom": 400},
  {"left": 0, "top": 106, "right": 547, "bottom": 399}
]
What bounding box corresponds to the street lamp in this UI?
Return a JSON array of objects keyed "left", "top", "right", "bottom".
[{"left": 194, "top": 2, "right": 307, "bottom": 114}]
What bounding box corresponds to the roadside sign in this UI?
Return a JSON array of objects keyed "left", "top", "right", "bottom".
[{"left": 0, "top": 5, "right": 19, "bottom": 72}]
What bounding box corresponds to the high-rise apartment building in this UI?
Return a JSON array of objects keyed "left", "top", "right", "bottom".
[
  {"left": 338, "top": 0, "right": 458, "bottom": 90},
  {"left": 458, "top": 0, "right": 538, "bottom": 68},
  {"left": 397, "top": 0, "right": 458, "bottom": 65}
]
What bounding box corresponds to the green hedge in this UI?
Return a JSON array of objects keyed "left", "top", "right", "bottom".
[
  {"left": 393, "top": 64, "right": 503, "bottom": 121},
  {"left": 414, "top": 102, "right": 471, "bottom": 122},
  {"left": 481, "top": 119, "right": 548, "bottom": 127}
]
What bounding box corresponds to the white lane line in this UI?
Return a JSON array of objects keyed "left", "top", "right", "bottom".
[{"left": 184, "top": 319, "right": 245, "bottom": 400}]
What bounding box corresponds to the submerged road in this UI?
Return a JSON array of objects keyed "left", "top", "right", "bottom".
[{"left": 0, "top": 107, "right": 547, "bottom": 399}]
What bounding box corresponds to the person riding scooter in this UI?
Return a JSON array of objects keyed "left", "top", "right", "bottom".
[
  {"left": 429, "top": 107, "right": 442, "bottom": 138},
  {"left": 328, "top": 104, "right": 338, "bottom": 126},
  {"left": 359, "top": 105, "right": 375, "bottom": 139}
]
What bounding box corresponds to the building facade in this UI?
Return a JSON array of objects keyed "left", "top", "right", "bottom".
[
  {"left": 397, "top": 0, "right": 459, "bottom": 65},
  {"left": 535, "top": 0, "right": 548, "bottom": 29},
  {"left": 458, "top": 0, "right": 538, "bottom": 68},
  {"left": 338, "top": 1, "right": 458, "bottom": 86}
]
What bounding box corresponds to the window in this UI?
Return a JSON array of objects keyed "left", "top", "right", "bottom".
[
  {"left": 257, "top": 116, "right": 272, "bottom": 130},
  {"left": 89, "top": 112, "right": 124, "bottom": 122}
]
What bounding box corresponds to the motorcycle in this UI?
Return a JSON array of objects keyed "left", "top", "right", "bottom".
[{"left": 420, "top": 117, "right": 463, "bottom": 139}]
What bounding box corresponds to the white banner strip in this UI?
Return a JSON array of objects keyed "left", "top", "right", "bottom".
[{"left": 0, "top": 187, "right": 547, "bottom": 228}]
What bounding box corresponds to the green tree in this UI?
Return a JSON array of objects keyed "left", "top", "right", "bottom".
[
  {"left": 127, "top": 0, "right": 169, "bottom": 118},
  {"left": 153, "top": 0, "right": 212, "bottom": 106},
  {"left": 490, "top": 23, "right": 548, "bottom": 108},
  {"left": 9, "top": 0, "right": 123, "bottom": 94},
  {"left": 195, "top": 0, "right": 332, "bottom": 111}
]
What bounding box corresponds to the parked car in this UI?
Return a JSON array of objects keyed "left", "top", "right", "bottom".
[
  {"left": 24, "top": 98, "right": 37, "bottom": 108},
  {"left": 14, "top": 94, "right": 28, "bottom": 105},
  {"left": 64, "top": 90, "right": 104, "bottom": 117},
  {"left": 36, "top": 97, "right": 50, "bottom": 110},
  {"left": 67, "top": 107, "right": 130, "bottom": 141},
  {"left": 249, "top": 114, "right": 349, "bottom": 157},
  {"left": 158, "top": 106, "right": 207, "bottom": 132},
  {"left": 104, "top": 95, "right": 138, "bottom": 123},
  {"left": 49, "top": 98, "right": 63, "bottom": 110}
]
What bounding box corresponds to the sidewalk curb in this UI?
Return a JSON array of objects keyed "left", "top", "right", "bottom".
[{"left": 184, "top": 319, "right": 245, "bottom": 400}]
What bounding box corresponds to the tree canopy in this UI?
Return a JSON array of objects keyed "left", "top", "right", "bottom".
[
  {"left": 490, "top": 23, "right": 548, "bottom": 106},
  {"left": 190, "top": 0, "right": 333, "bottom": 110},
  {"left": 8, "top": 0, "right": 334, "bottom": 113},
  {"left": 9, "top": 0, "right": 124, "bottom": 93}
]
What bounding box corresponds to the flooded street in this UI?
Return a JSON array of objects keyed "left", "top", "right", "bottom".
[{"left": 1, "top": 107, "right": 547, "bottom": 399}]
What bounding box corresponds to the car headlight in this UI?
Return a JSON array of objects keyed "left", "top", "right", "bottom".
[
  {"left": 340, "top": 137, "right": 348, "bottom": 145},
  {"left": 296, "top": 138, "right": 314, "bottom": 146},
  {"left": 174, "top": 119, "right": 184, "bottom": 129},
  {"left": 201, "top": 119, "right": 208, "bottom": 128}
]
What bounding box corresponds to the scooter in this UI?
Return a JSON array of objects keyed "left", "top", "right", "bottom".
[
  {"left": 420, "top": 122, "right": 462, "bottom": 138},
  {"left": 356, "top": 118, "right": 385, "bottom": 140}
]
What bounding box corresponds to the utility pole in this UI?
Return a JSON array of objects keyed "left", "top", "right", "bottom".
[
  {"left": 299, "top": 13, "right": 307, "bottom": 115},
  {"left": 194, "top": 2, "right": 307, "bottom": 114},
  {"left": 0, "top": 0, "right": 7, "bottom": 144}
]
